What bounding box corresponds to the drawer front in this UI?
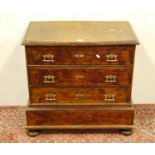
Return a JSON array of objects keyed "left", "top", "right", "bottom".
[
  {"left": 26, "top": 46, "right": 135, "bottom": 65},
  {"left": 29, "top": 87, "right": 131, "bottom": 105},
  {"left": 27, "top": 106, "right": 134, "bottom": 126},
  {"left": 28, "top": 67, "right": 132, "bottom": 86}
]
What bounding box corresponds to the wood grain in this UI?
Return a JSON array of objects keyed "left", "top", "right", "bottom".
[
  {"left": 23, "top": 21, "right": 138, "bottom": 131},
  {"left": 22, "top": 21, "right": 139, "bottom": 46},
  {"left": 29, "top": 87, "right": 131, "bottom": 105},
  {"left": 26, "top": 46, "right": 135, "bottom": 65},
  {"left": 28, "top": 66, "right": 132, "bottom": 86},
  {"left": 26, "top": 106, "right": 134, "bottom": 126}
]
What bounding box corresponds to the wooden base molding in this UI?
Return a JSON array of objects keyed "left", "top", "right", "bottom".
[{"left": 26, "top": 125, "right": 134, "bottom": 130}]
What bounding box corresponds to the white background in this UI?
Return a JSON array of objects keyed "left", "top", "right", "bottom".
[{"left": 0, "top": 0, "right": 155, "bottom": 105}]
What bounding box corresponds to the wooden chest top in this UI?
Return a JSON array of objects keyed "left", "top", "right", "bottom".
[{"left": 22, "top": 21, "right": 139, "bottom": 46}]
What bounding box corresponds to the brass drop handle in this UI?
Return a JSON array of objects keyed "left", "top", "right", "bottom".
[
  {"left": 42, "top": 54, "right": 55, "bottom": 62},
  {"left": 105, "top": 54, "right": 118, "bottom": 62},
  {"left": 104, "top": 94, "right": 115, "bottom": 102},
  {"left": 43, "top": 75, "right": 55, "bottom": 83},
  {"left": 74, "top": 53, "right": 85, "bottom": 58},
  {"left": 105, "top": 75, "right": 117, "bottom": 83},
  {"left": 45, "top": 93, "right": 56, "bottom": 101},
  {"left": 75, "top": 93, "right": 85, "bottom": 97}
]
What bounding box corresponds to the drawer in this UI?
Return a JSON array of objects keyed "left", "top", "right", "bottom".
[
  {"left": 28, "top": 67, "right": 132, "bottom": 86},
  {"left": 26, "top": 106, "right": 134, "bottom": 126},
  {"left": 29, "top": 87, "right": 131, "bottom": 105},
  {"left": 26, "top": 46, "right": 135, "bottom": 65}
]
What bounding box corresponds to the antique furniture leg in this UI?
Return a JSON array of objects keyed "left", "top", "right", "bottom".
[
  {"left": 27, "top": 129, "right": 41, "bottom": 137},
  {"left": 119, "top": 129, "right": 133, "bottom": 136}
]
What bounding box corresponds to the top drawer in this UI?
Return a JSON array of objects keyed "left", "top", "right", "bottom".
[{"left": 26, "top": 46, "right": 135, "bottom": 65}]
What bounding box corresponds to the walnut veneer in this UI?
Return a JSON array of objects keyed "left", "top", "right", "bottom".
[{"left": 22, "top": 21, "right": 139, "bottom": 136}]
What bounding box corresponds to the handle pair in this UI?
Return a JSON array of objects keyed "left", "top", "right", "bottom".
[
  {"left": 45, "top": 93, "right": 115, "bottom": 102},
  {"left": 42, "top": 53, "right": 118, "bottom": 62}
]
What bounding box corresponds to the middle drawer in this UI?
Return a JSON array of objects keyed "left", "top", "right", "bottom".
[{"left": 28, "top": 67, "right": 132, "bottom": 86}]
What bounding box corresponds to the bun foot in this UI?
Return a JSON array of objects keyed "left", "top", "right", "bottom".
[
  {"left": 119, "top": 129, "right": 133, "bottom": 136},
  {"left": 27, "top": 130, "right": 41, "bottom": 137}
]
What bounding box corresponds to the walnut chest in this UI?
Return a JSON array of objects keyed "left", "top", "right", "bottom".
[{"left": 22, "top": 21, "right": 139, "bottom": 136}]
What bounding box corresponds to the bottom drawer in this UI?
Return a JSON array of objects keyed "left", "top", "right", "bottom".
[{"left": 26, "top": 106, "right": 134, "bottom": 128}]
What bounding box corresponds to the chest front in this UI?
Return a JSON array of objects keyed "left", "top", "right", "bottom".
[{"left": 22, "top": 21, "right": 139, "bottom": 136}]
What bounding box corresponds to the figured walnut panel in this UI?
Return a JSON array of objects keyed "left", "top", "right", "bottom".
[
  {"left": 29, "top": 87, "right": 131, "bottom": 105},
  {"left": 26, "top": 46, "right": 135, "bottom": 65},
  {"left": 27, "top": 106, "right": 134, "bottom": 126},
  {"left": 28, "top": 66, "right": 132, "bottom": 86}
]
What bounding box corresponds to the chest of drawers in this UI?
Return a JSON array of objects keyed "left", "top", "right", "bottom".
[{"left": 22, "top": 21, "right": 139, "bottom": 136}]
